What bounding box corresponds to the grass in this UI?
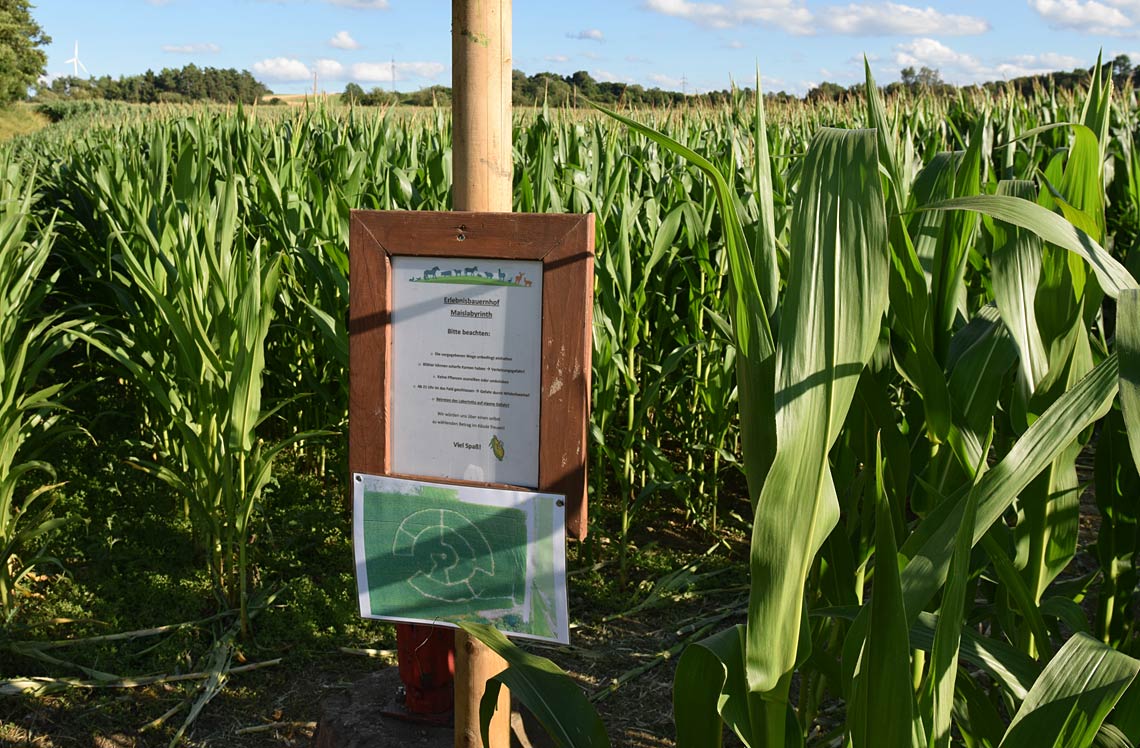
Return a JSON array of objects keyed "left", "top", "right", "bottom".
[{"left": 0, "top": 106, "right": 47, "bottom": 141}]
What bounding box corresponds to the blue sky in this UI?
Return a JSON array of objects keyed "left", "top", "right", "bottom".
[{"left": 31, "top": 1, "right": 1131, "bottom": 96}]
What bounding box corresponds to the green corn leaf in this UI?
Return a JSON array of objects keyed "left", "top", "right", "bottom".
[
  {"left": 1040, "top": 597, "right": 1092, "bottom": 637},
  {"left": 927, "top": 442, "right": 985, "bottom": 748},
  {"left": 746, "top": 126, "right": 888, "bottom": 692},
  {"left": 594, "top": 102, "right": 779, "bottom": 515},
  {"left": 674, "top": 624, "right": 772, "bottom": 748},
  {"left": 865, "top": 58, "right": 907, "bottom": 213},
  {"left": 919, "top": 195, "right": 1137, "bottom": 299},
  {"left": 936, "top": 119, "right": 985, "bottom": 357},
  {"left": 459, "top": 623, "right": 609, "bottom": 748},
  {"left": 1119, "top": 291, "right": 1140, "bottom": 470},
  {"left": 944, "top": 306, "right": 1017, "bottom": 478},
  {"left": 1091, "top": 723, "right": 1134, "bottom": 748},
  {"left": 671, "top": 621, "right": 803, "bottom": 748},
  {"left": 673, "top": 629, "right": 732, "bottom": 748},
  {"left": 1057, "top": 124, "right": 1107, "bottom": 245},
  {"left": 1109, "top": 680, "right": 1140, "bottom": 741},
  {"left": 954, "top": 670, "right": 1007, "bottom": 747},
  {"left": 899, "top": 353, "right": 1119, "bottom": 624},
  {"left": 851, "top": 441, "right": 919, "bottom": 748},
  {"left": 831, "top": 577, "right": 1064, "bottom": 713},
  {"left": 1081, "top": 51, "right": 1113, "bottom": 164},
  {"left": 592, "top": 103, "right": 773, "bottom": 359},
  {"left": 926, "top": 612, "right": 1037, "bottom": 707},
  {"left": 751, "top": 68, "right": 779, "bottom": 313},
  {"left": 1000, "top": 633, "right": 1139, "bottom": 748},
  {"left": 989, "top": 180, "right": 1049, "bottom": 391},
  {"left": 979, "top": 532, "right": 1055, "bottom": 658}
]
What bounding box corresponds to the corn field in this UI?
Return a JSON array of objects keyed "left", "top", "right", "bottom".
[{"left": 2, "top": 59, "right": 1140, "bottom": 745}]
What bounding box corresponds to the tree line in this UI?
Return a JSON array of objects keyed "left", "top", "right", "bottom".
[
  {"left": 802, "top": 54, "right": 1134, "bottom": 103},
  {"left": 345, "top": 69, "right": 738, "bottom": 108},
  {"left": 35, "top": 64, "right": 270, "bottom": 105},
  {"left": 345, "top": 58, "right": 1131, "bottom": 109}
]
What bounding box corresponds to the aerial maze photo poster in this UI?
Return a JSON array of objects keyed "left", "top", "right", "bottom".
[{"left": 353, "top": 474, "right": 570, "bottom": 644}]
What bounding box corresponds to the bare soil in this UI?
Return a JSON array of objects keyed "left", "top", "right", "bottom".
[{"left": 1, "top": 498, "right": 752, "bottom": 748}]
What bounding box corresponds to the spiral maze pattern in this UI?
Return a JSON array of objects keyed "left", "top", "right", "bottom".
[{"left": 393, "top": 509, "right": 497, "bottom": 602}]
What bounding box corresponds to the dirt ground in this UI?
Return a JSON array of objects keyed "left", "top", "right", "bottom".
[
  {"left": 0, "top": 500, "right": 751, "bottom": 748},
  {"left": 0, "top": 449, "right": 1114, "bottom": 747}
]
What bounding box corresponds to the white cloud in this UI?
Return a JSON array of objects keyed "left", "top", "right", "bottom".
[
  {"left": 568, "top": 28, "right": 605, "bottom": 41},
  {"left": 592, "top": 68, "right": 636, "bottom": 83},
  {"left": 645, "top": 0, "right": 988, "bottom": 36},
  {"left": 1028, "top": 0, "right": 1134, "bottom": 34},
  {"left": 644, "top": 0, "right": 816, "bottom": 35},
  {"left": 726, "top": 39, "right": 745, "bottom": 48},
  {"left": 161, "top": 42, "right": 220, "bottom": 54},
  {"left": 252, "top": 57, "right": 312, "bottom": 81},
  {"left": 314, "top": 58, "right": 346, "bottom": 79},
  {"left": 326, "top": 0, "right": 389, "bottom": 7},
  {"left": 894, "top": 37, "right": 978, "bottom": 70},
  {"left": 545, "top": 54, "right": 571, "bottom": 63},
  {"left": 990, "top": 52, "right": 1085, "bottom": 78},
  {"left": 329, "top": 30, "right": 360, "bottom": 49},
  {"left": 649, "top": 72, "right": 685, "bottom": 87},
  {"left": 893, "top": 38, "right": 1086, "bottom": 82},
  {"left": 351, "top": 61, "right": 445, "bottom": 82},
  {"left": 821, "top": 3, "right": 989, "bottom": 35},
  {"left": 352, "top": 62, "right": 395, "bottom": 81}
]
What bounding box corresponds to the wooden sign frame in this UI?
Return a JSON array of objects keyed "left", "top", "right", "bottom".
[{"left": 348, "top": 210, "right": 595, "bottom": 539}]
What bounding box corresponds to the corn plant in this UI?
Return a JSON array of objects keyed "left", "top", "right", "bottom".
[
  {"left": 0, "top": 160, "right": 73, "bottom": 619},
  {"left": 75, "top": 173, "right": 314, "bottom": 633},
  {"left": 564, "top": 66, "right": 1140, "bottom": 746}
]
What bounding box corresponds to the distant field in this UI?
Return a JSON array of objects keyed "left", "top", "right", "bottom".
[
  {"left": 262, "top": 92, "right": 344, "bottom": 106},
  {"left": 0, "top": 105, "right": 47, "bottom": 141}
]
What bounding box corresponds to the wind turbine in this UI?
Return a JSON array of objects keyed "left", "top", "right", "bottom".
[{"left": 65, "top": 42, "right": 89, "bottom": 77}]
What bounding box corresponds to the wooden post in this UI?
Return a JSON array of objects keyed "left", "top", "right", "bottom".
[{"left": 452, "top": 1, "right": 513, "bottom": 747}]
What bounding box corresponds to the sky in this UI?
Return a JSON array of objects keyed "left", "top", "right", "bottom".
[{"left": 29, "top": 1, "right": 1134, "bottom": 97}]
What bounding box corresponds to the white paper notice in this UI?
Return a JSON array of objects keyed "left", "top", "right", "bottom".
[{"left": 391, "top": 256, "right": 543, "bottom": 487}]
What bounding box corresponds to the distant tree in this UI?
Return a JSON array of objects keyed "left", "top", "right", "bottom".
[
  {"left": 917, "top": 66, "right": 943, "bottom": 87},
  {"left": 1112, "top": 53, "right": 1132, "bottom": 85},
  {"left": 807, "top": 80, "right": 845, "bottom": 102},
  {"left": 343, "top": 82, "right": 365, "bottom": 104},
  {"left": 899, "top": 65, "right": 942, "bottom": 89},
  {"left": 402, "top": 85, "right": 450, "bottom": 106},
  {"left": 0, "top": 0, "right": 51, "bottom": 106},
  {"left": 536, "top": 75, "right": 572, "bottom": 106},
  {"left": 569, "top": 70, "right": 598, "bottom": 102}
]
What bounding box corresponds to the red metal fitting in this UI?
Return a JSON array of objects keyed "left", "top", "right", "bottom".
[{"left": 396, "top": 623, "right": 455, "bottom": 716}]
